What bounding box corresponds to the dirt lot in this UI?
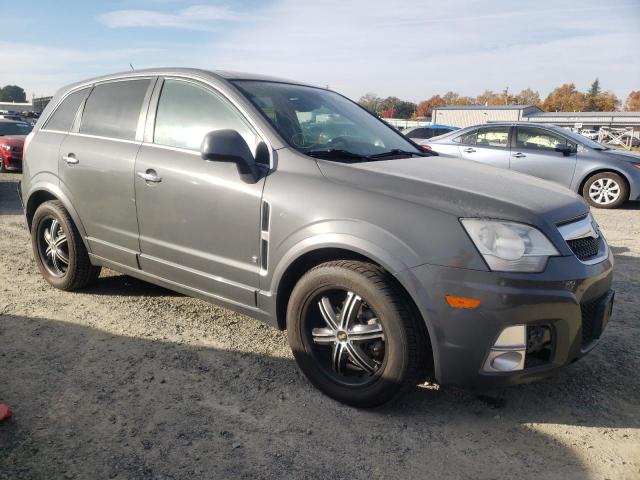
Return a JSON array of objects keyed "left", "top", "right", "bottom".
[{"left": 0, "top": 171, "right": 639, "bottom": 480}]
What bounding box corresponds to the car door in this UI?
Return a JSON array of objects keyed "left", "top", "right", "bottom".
[
  {"left": 510, "top": 126, "right": 578, "bottom": 187},
  {"left": 58, "top": 78, "right": 154, "bottom": 268},
  {"left": 134, "top": 77, "right": 267, "bottom": 306},
  {"left": 455, "top": 125, "right": 510, "bottom": 168}
]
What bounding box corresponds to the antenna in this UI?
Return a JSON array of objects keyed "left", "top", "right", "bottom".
[{"left": 129, "top": 63, "right": 135, "bottom": 71}]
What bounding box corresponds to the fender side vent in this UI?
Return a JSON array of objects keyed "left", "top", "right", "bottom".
[
  {"left": 261, "top": 238, "right": 268, "bottom": 271},
  {"left": 261, "top": 201, "right": 270, "bottom": 232}
]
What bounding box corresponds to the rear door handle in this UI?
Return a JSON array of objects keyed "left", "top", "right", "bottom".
[
  {"left": 512, "top": 152, "right": 526, "bottom": 158},
  {"left": 463, "top": 148, "right": 476, "bottom": 153},
  {"left": 62, "top": 154, "right": 79, "bottom": 165},
  {"left": 137, "top": 170, "right": 162, "bottom": 183}
]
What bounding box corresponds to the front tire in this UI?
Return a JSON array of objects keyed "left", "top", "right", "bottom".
[
  {"left": 287, "top": 260, "right": 426, "bottom": 407},
  {"left": 31, "top": 200, "right": 101, "bottom": 290},
  {"left": 582, "top": 172, "right": 628, "bottom": 209}
]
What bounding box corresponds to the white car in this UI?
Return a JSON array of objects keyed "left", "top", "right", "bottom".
[{"left": 580, "top": 129, "right": 599, "bottom": 140}]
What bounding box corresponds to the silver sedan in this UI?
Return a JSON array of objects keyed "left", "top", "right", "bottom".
[{"left": 421, "top": 122, "right": 640, "bottom": 208}]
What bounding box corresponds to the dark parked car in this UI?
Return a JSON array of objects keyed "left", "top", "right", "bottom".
[
  {"left": 421, "top": 122, "right": 640, "bottom": 209},
  {"left": 0, "top": 119, "right": 32, "bottom": 172},
  {"left": 20, "top": 69, "right": 614, "bottom": 407},
  {"left": 403, "top": 123, "right": 459, "bottom": 141}
]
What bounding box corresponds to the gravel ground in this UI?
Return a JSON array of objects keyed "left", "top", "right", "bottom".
[{"left": 1, "top": 171, "right": 639, "bottom": 480}]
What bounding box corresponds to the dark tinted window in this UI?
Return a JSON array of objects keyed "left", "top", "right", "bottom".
[
  {"left": 154, "top": 79, "right": 260, "bottom": 153},
  {"left": 0, "top": 121, "right": 33, "bottom": 136},
  {"left": 516, "top": 127, "right": 576, "bottom": 151},
  {"left": 80, "top": 79, "right": 150, "bottom": 140},
  {"left": 406, "top": 128, "right": 431, "bottom": 139},
  {"left": 44, "top": 88, "right": 90, "bottom": 132}
]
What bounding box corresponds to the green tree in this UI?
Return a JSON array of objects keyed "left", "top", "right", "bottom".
[
  {"left": 0, "top": 85, "right": 27, "bottom": 103},
  {"left": 585, "top": 78, "right": 601, "bottom": 110},
  {"left": 379, "top": 97, "right": 416, "bottom": 119}
]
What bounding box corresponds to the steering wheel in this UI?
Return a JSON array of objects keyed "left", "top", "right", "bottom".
[{"left": 326, "top": 135, "right": 368, "bottom": 149}]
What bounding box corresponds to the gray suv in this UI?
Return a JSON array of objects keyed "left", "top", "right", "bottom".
[{"left": 20, "top": 69, "right": 614, "bottom": 407}]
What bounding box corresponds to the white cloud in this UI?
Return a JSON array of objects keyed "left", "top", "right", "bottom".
[
  {"left": 190, "top": 0, "right": 640, "bottom": 101},
  {"left": 0, "top": 42, "right": 160, "bottom": 97},
  {"left": 98, "top": 4, "right": 239, "bottom": 30}
]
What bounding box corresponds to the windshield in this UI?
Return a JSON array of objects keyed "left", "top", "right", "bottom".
[
  {"left": 0, "top": 122, "right": 32, "bottom": 136},
  {"left": 232, "top": 81, "right": 421, "bottom": 158},
  {"left": 556, "top": 127, "right": 609, "bottom": 150}
]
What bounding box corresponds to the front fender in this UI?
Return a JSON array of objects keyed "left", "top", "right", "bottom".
[{"left": 267, "top": 219, "right": 423, "bottom": 295}]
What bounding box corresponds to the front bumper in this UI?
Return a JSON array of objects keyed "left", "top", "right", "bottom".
[
  {"left": 397, "top": 250, "right": 614, "bottom": 388},
  {"left": 1, "top": 155, "right": 22, "bottom": 171}
]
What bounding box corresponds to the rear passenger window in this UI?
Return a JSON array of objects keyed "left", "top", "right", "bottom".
[
  {"left": 455, "top": 127, "right": 509, "bottom": 147},
  {"left": 153, "top": 79, "right": 260, "bottom": 155},
  {"left": 476, "top": 127, "right": 509, "bottom": 148},
  {"left": 44, "top": 88, "right": 91, "bottom": 132},
  {"left": 80, "top": 79, "right": 150, "bottom": 140}
]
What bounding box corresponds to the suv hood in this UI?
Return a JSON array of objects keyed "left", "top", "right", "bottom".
[{"left": 317, "top": 155, "right": 588, "bottom": 227}]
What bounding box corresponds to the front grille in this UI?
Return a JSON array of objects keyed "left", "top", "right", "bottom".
[
  {"left": 581, "top": 294, "right": 606, "bottom": 346},
  {"left": 567, "top": 236, "right": 599, "bottom": 261},
  {"left": 12, "top": 146, "right": 22, "bottom": 153}
]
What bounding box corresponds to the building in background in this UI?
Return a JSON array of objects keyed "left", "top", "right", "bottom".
[
  {"left": 431, "top": 105, "right": 543, "bottom": 128},
  {"left": 32, "top": 96, "right": 53, "bottom": 113},
  {"left": 0, "top": 101, "right": 32, "bottom": 113},
  {"left": 431, "top": 105, "right": 640, "bottom": 130}
]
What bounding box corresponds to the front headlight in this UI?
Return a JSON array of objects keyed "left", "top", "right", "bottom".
[
  {"left": 461, "top": 218, "right": 559, "bottom": 272},
  {"left": 1, "top": 145, "right": 11, "bottom": 151}
]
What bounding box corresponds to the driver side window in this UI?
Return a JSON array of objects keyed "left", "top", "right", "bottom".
[{"left": 154, "top": 79, "right": 261, "bottom": 157}]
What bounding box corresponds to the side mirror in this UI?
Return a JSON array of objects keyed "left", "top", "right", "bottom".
[
  {"left": 201, "top": 129, "right": 260, "bottom": 183},
  {"left": 555, "top": 144, "right": 575, "bottom": 156}
]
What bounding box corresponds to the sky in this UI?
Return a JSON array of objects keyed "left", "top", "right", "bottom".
[{"left": 1, "top": 0, "right": 639, "bottom": 103}]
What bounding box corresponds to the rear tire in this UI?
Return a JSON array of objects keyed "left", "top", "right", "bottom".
[
  {"left": 31, "top": 200, "right": 101, "bottom": 290},
  {"left": 582, "top": 172, "right": 628, "bottom": 209},
  {"left": 287, "top": 260, "right": 427, "bottom": 407}
]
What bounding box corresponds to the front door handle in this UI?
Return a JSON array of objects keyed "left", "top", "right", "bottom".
[
  {"left": 62, "top": 154, "right": 79, "bottom": 165},
  {"left": 463, "top": 148, "right": 476, "bottom": 153},
  {"left": 512, "top": 152, "right": 526, "bottom": 158},
  {"left": 137, "top": 170, "right": 162, "bottom": 183}
]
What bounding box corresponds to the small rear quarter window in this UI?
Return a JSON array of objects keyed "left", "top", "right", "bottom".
[{"left": 44, "top": 88, "right": 91, "bottom": 132}]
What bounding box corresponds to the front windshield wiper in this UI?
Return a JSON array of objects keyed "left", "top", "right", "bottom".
[
  {"left": 305, "top": 149, "right": 373, "bottom": 162},
  {"left": 368, "top": 149, "right": 426, "bottom": 159}
]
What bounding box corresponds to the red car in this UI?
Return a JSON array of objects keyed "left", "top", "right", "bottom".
[{"left": 0, "top": 119, "right": 33, "bottom": 172}]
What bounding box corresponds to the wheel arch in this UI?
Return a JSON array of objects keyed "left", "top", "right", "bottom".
[
  {"left": 25, "top": 183, "right": 91, "bottom": 251},
  {"left": 577, "top": 168, "right": 631, "bottom": 201},
  {"left": 272, "top": 244, "right": 435, "bottom": 378}
]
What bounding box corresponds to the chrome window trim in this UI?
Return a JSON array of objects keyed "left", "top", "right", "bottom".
[
  {"left": 66, "top": 131, "right": 140, "bottom": 145},
  {"left": 39, "top": 70, "right": 275, "bottom": 168},
  {"left": 141, "top": 141, "right": 200, "bottom": 156}
]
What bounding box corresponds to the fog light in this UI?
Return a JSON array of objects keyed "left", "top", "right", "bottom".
[
  {"left": 491, "top": 351, "right": 524, "bottom": 371},
  {"left": 482, "top": 325, "right": 526, "bottom": 373}
]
